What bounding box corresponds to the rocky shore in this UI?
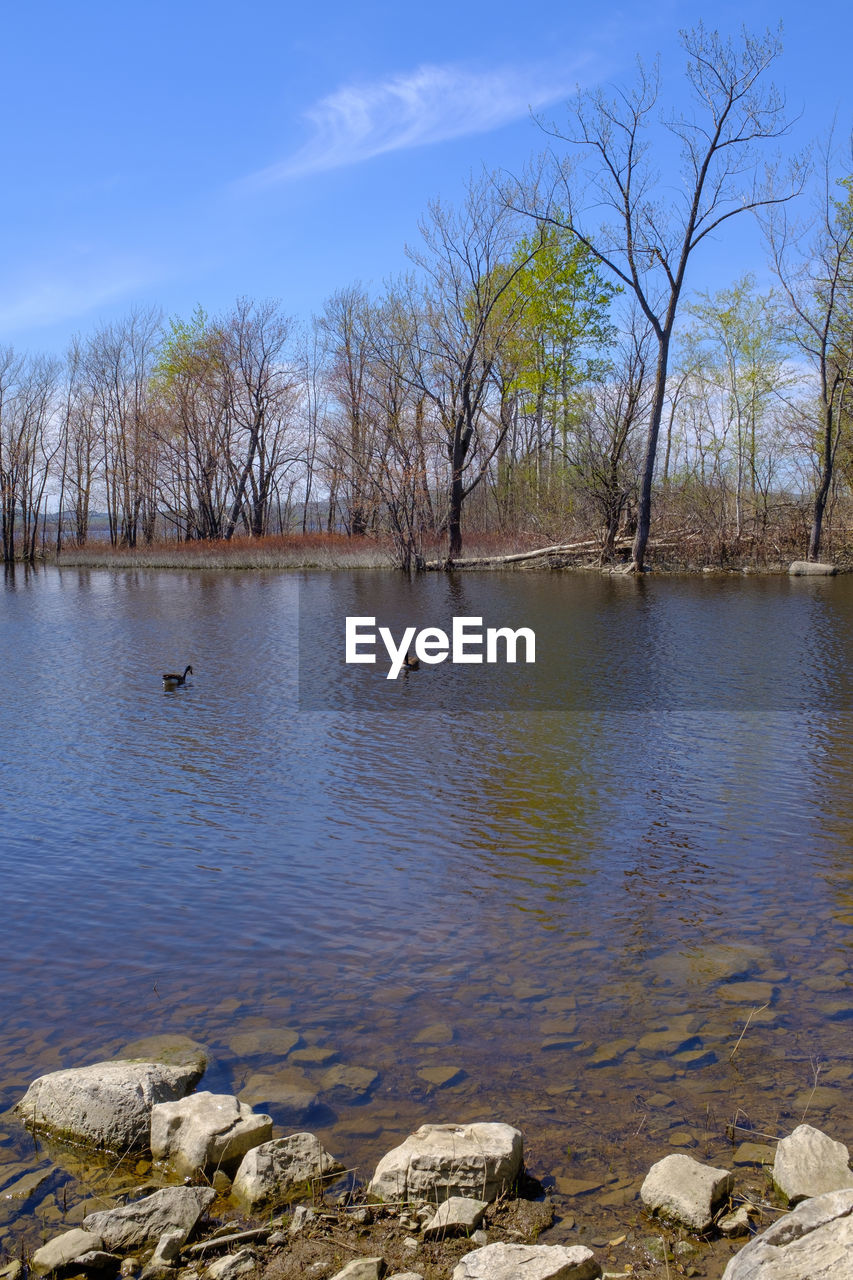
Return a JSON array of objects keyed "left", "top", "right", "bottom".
[{"left": 3, "top": 1041, "right": 852, "bottom": 1280}]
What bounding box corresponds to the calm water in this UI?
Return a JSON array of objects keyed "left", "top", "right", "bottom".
[{"left": 1, "top": 566, "right": 852, "bottom": 1256}]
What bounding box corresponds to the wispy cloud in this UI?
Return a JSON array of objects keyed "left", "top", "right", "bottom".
[
  {"left": 244, "top": 58, "right": 589, "bottom": 186},
  {"left": 0, "top": 257, "right": 158, "bottom": 339}
]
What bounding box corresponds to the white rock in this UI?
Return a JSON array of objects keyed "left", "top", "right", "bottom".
[
  {"left": 789, "top": 561, "right": 837, "bottom": 575},
  {"left": 773, "top": 1124, "right": 853, "bottom": 1204},
  {"left": 423, "top": 1197, "right": 487, "bottom": 1238},
  {"left": 205, "top": 1250, "right": 257, "bottom": 1280},
  {"left": 368, "top": 1123, "right": 523, "bottom": 1204},
  {"left": 150, "top": 1092, "right": 272, "bottom": 1177},
  {"left": 232, "top": 1133, "right": 344, "bottom": 1211},
  {"left": 16, "top": 1059, "right": 202, "bottom": 1152},
  {"left": 328, "top": 1260, "right": 384, "bottom": 1280},
  {"left": 31, "top": 1229, "right": 103, "bottom": 1276},
  {"left": 722, "top": 1187, "right": 853, "bottom": 1279},
  {"left": 640, "top": 1153, "right": 733, "bottom": 1232},
  {"left": 84, "top": 1186, "right": 215, "bottom": 1252},
  {"left": 451, "top": 1242, "right": 600, "bottom": 1280}
]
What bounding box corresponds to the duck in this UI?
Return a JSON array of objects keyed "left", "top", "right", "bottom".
[
  {"left": 403, "top": 652, "right": 420, "bottom": 671},
  {"left": 163, "top": 664, "right": 193, "bottom": 688}
]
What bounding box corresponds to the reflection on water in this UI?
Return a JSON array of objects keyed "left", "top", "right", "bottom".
[{"left": 1, "top": 566, "right": 852, "bottom": 1251}]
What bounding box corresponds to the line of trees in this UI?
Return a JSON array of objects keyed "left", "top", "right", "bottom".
[{"left": 2, "top": 25, "right": 852, "bottom": 570}]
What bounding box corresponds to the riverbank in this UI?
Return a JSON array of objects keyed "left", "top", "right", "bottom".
[
  {"left": 41, "top": 530, "right": 850, "bottom": 574},
  {"left": 5, "top": 1044, "right": 853, "bottom": 1280}
]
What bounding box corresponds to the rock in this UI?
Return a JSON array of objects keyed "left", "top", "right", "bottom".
[
  {"left": 368, "top": 1123, "right": 523, "bottom": 1204},
  {"left": 16, "top": 1060, "right": 202, "bottom": 1152},
  {"left": 1, "top": 1168, "right": 55, "bottom": 1199},
  {"left": 117, "top": 1037, "right": 208, "bottom": 1079},
  {"left": 31, "top": 1229, "right": 104, "bottom": 1276},
  {"left": 150, "top": 1093, "right": 272, "bottom": 1177},
  {"left": 238, "top": 1071, "right": 319, "bottom": 1125},
  {"left": 227, "top": 1029, "right": 301, "bottom": 1059},
  {"left": 450, "top": 1242, "right": 600, "bottom": 1280},
  {"left": 385, "top": 1274, "right": 423, "bottom": 1280},
  {"left": 733, "top": 1142, "right": 775, "bottom": 1166},
  {"left": 640, "top": 1153, "right": 733, "bottom": 1232},
  {"left": 789, "top": 561, "right": 837, "bottom": 575},
  {"left": 140, "top": 1228, "right": 187, "bottom": 1279},
  {"left": 773, "top": 1124, "right": 853, "bottom": 1204},
  {"left": 417, "top": 1066, "right": 464, "bottom": 1088},
  {"left": 231, "top": 1134, "right": 344, "bottom": 1211},
  {"left": 719, "top": 1205, "right": 752, "bottom": 1236},
  {"left": 319, "top": 1064, "right": 378, "bottom": 1104},
  {"left": 423, "top": 1196, "right": 488, "bottom": 1238},
  {"left": 413, "top": 1024, "right": 454, "bottom": 1046},
  {"left": 0, "top": 1264, "right": 24, "bottom": 1280},
  {"left": 83, "top": 1187, "right": 215, "bottom": 1252},
  {"left": 721, "top": 1187, "right": 853, "bottom": 1278},
  {"left": 328, "top": 1261, "right": 384, "bottom": 1280},
  {"left": 288, "top": 1205, "right": 315, "bottom": 1236},
  {"left": 650, "top": 943, "right": 769, "bottom": 987},
  {"left": 205, "top": 1251, "right": 256, "bottom": 1280}
]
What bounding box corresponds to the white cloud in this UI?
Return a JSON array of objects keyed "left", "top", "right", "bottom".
[
  {"left": 0, "top": 258, "right": 157, "bottom": 338},
  {"left": 245, "top": 58, "right": 589, "bottom": 185}
]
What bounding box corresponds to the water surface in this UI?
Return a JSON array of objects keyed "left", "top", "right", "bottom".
[{"left": 1, "top": 566, "right": 852, "bottom": 1255}]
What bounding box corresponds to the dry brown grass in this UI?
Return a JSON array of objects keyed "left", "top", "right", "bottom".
[{"left": 54, "top": 533, "right": 396, "bottom": 571}]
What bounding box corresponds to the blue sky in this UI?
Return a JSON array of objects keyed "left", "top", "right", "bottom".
[{"left": 1, "top": 0, "right": 849, "bottom": 353}]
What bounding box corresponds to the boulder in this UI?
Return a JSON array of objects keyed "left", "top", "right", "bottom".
[
  {"left": 721, "top": 1187, "right": 853, "bottom": 1279},
  {"left": 83, "top": 1186, "right": 215, "bottom": 1252},
  {"left": 451, "top": 1243, "right": 599, "bottom": 1280},
  {"left": 789, "top": 561, "right": 837, "bottom": 576},
  {"left": 31, "top": 1229, "right": 103, "bottom": 1276},
  {"left": 640, "top": 1153, "right": 733, "bottom": 1232},
  {"left": 231, "top": 1133, "right": 344, "bottom": 1211},
  {"left": 16, "top": 1059, "right": 202, "bottom": 1152},
  {"left": 150, "top": 1092, "right": 272, "bottom": 1177},
  {"left": 773, "top": 1124, "right": 853, "bottom": 1204},
  {"left": 423, "top": 1196, "right": 487, "bottom": 1238},
  {"left": 368, "top": 1123, "right": 523, "bottom": 1204},
  {"left": 140, "top": 1229, "right": 186, "bottom": 1280}
]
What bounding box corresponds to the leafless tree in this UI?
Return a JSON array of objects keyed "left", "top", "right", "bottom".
[{"left": 529, "top": 23, "right": 801, "bottom": 569}]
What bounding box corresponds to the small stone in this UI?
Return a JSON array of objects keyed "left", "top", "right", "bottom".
[
  {"left": 412, "top": 1023, "right": 454, "bottom": 1046},
  {"left": 470, "top": 1231, "right": 489, "bottom": 1246},
  {"left": 718, "top": 1205, "right": 751, "bottom": 1236},
  {"left": 423, "top": 1197, "right": 487, "bottom": 1238},
  {"left": 403, "top": 1239, "right": 419, "bottom": 1254},
  {"left": 588, "top": 1039, "right": 633, "bottom": 1067},
  {"left": 205, "top": 1250, "right": 256, "bottom": 1280},
  {"left": 417, "top": 1066, "right": 464, "bottom": 1088},
  {"left": 328, "top": 1260, "right": 384, "bottom": 1280},
  {"left": 289, "top": 1206, "right": 315, "bottom": 1236}
]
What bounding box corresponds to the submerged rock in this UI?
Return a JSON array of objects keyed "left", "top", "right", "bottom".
[
  {"left": 722, "top": 1187, "right": 853, "bottom": 1278},
  {"left": 16, "top": 1059, "right": 203, "bottom": 1152},
  {"left": 369, "top": 1122, "right": 523, "bottom": 1205},
  {"left": 773, "top": 1124, "right": 853, "bottom": 1204},
  {"left": 151, "top": 1092, "right": 272, "bottom": 1177},
  {"left": 640, "top": 1152, "right": 733, "bottom": 1232}
]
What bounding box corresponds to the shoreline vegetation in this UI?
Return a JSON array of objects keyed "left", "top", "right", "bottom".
[{"left": 36, "top": 530, "right": 851, "bottom": 574}]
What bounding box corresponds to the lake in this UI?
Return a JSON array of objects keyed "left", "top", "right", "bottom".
[{"left": 1, "top": 565, "right": 852, "bottom": 1258}]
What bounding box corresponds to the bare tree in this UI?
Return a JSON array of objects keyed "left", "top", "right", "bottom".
[
  {"left": 764, "top": 141, "right": 853, "bottom": 560},
  {"left": 406, "top": 173, "right": 545, "bottom": 559},
  {"left": 529, "top": 23, "right": 800, "bottom": 569}
]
